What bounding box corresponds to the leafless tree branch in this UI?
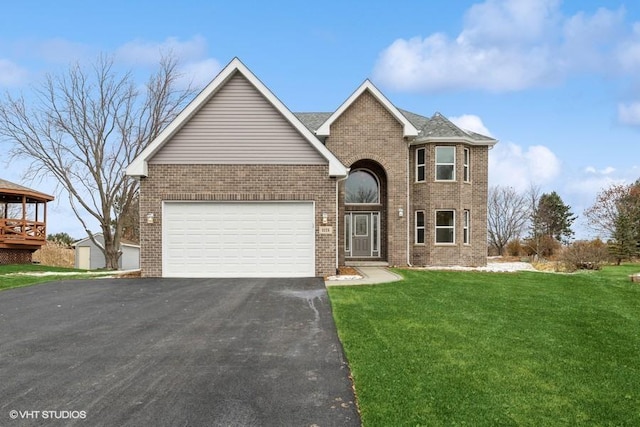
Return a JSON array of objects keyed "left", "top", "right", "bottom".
[{"left": 0, "top": 54, "right": 195, "bottom": 269}]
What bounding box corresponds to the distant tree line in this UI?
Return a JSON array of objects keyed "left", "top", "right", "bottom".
[
  {"left": 488, "top": 185, "right": 576, "bottom": 259},
  {"left": 488, "top": 179, "right": 640, "bottom": 268}
]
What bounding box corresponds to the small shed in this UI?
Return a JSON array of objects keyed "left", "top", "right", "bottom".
[{"left": 73, "top": 233, "right": 140, "bottom": 270}]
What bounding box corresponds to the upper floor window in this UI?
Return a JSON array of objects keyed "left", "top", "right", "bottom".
[
  {"left": 463, "top": 148, "right": 470, "bottom": 182},
  {"left": 416, "top": 148, "right": 426, "bottom": 182},
  {"left": 435, "top": 210, "right": 455, "bottom": 244},
  {"left": 436, "top": 146, "right": 455, "bottom": 181},
  {"left": 345, "top": 169, "right": 379, "bottom": 204}
]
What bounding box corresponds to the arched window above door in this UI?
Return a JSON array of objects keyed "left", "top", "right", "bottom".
[{"left": 345, "top": 169, "right": 379, "bottom": 204}]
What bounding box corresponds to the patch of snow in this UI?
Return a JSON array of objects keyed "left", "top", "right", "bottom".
[
  {"left": 325, "top": 275, "right": 364, "bottom": 281},
  {"left": 422, "top": 262, "right": 536, "bottom": 273},
  {"left": 6, "top": 271, "right": 115, "bottom": 277}
]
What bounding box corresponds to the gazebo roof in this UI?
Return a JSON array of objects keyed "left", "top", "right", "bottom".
[{"left": 0, "top": 178, "right": 54, "bottom": 203}]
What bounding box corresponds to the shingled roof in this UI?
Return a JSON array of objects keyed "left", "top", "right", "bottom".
[
  {"left": 0, "top": 178, "right": 54, "bottom": 202},
  {"left": 295, "top": 109, "right": 496, "bottom": 145}
]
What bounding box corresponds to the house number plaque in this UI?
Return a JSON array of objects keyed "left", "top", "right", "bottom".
[{"left": 319, "top": 226, "right": 332, "bottom": 234}]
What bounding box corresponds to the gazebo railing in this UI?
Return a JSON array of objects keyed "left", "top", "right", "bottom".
[{"left": 0, "top": 218, "right": 46, "bottom": 242}]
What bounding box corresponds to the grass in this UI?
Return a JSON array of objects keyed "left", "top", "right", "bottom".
[
  {"left": 328, "top": 264, "right": 640, "bottom": 426},
  {"left": 0, "top": 264, "right": 111, "bottom": 291}
]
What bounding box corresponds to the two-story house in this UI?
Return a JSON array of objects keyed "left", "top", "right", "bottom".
[{"left": 126, "top": 58, "right": 497, "bottom": 278}]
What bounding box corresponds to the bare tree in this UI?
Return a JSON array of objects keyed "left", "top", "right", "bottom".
[
  {"left": 584, "top": 183, "right": 631, "bottom": 239},
  {"left": 0, "top": 55, "right": 194, "bottom": 269},
  {"left": 487, "top": 185, "right": 528, "bottom": 255},
  {"left": 524, "top": 184, "right": 543, "bottom": 259}
]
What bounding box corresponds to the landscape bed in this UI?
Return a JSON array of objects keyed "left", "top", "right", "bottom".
[{"left": 328, "top": 264, "right": 640, "bottom": 426}]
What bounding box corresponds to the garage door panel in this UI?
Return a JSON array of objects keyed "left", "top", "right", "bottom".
[{"left": 163, "top": 202, "right": 315, "bottom": 278}]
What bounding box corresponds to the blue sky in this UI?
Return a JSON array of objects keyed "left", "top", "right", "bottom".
[{"left": 1, "top": 0, "right": 639, "bottom": 239}]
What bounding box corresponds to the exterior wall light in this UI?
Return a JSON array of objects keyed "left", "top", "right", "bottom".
[
  {"left": 398, "top": 208, "right": 404, "bottom": 217},
  {"left": 146, "top": 213, "right": 154, "bottom": 224}
]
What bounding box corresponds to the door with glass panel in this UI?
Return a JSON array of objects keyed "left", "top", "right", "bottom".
[{"left": 345, "top": 212, "right": 380, "bottom": 258}]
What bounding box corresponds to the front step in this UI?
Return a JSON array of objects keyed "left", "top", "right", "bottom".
[{"left": 345, "top": 260, "right": 389, "bottom": 267}]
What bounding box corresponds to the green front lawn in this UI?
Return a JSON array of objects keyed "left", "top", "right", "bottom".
[
  {"left": 0, "top": 264, "right": 110, "bottom": 291},
  {"left": 328, "top": 265, "right": 640, "bottom": 426}
]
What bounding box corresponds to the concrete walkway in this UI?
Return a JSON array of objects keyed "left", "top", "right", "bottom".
[{"left": 325, "top": 267, "right": 403, "bottom": 286}]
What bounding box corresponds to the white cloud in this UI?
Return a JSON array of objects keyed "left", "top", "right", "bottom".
[
  {"left": 617, "top": 102, "right": 640, "bottom": 125},
  {"left": 489, "top": 142, "right": 561, "bottom": 191},
  {"left": 0, "top": 58, "right": 28, "bottom": 86},
  {"left": 115, "top": 36, "right": 221, "bottom": 89},
  {"left": 116, "top": 35, "right": 210, "bottom": 66},
  {"left": 459, "top": 0, "right": 561, "bottom": 46},
  {"left": 616, "top": 22, "right": 640, "bottom": 72},
  {"left": 583, "top": 166, "right": 616, "bottom": 175},
  {"left": 562, "top": 7, "right": 625, "bottom": 71},
  {"left": 373, "top": 34, "right": 556, "bottom": 92},
  {"left": 177, "top": 58, "right": 222, "bottom": 89},
  {"left": 373, "top": 0, "right": 631, "bottom": 93},
  {"left": 564, "top": 173, "right": 624, "bottom": 197},
  {"left": 449, "top": 114, "right": 493, "bottom": 137}
]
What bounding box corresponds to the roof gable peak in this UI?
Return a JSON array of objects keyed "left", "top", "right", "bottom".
[
  {"left": 126, "top": 58, "right": 348, "bottom": 178},
  {"left": 316, "top": 80, "right": 419, "bottom": 138}
]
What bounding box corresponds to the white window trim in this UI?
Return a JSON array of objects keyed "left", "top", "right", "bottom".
[
  {"left": 463, "top": 148, "right": 470, "bottom": 183},
  {"left": 415, "top": 147, "right": 426, "bottom": 182},
  {"left": 435, "top": 209, "right": 456, "bottom": 245},
  {"left": 463, "top": 209, "right": 470, "bottom": 245},
  {"left": 415, "top": 210, "right": 425, "bottom": 245},
  {"left": 435, "top": 146, "right": 456, "bottom": 182}
]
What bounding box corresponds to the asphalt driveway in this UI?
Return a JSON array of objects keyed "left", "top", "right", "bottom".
[{"left": 0, "top": 277, "right": 360, "bottom": 426}]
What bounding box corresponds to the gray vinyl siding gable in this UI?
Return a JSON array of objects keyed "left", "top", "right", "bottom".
[{"left": 149, "top": 73, "right": 327, "bottom": 165}]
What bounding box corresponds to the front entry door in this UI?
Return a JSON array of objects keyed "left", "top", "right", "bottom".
[
  {"left": 352, "top": 214, "right": 371, "bottom": 257},
  {"left": 345, "top": 212, "right": 380, "bottom": 258}
]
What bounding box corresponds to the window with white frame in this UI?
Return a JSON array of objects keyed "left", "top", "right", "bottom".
[
  {"left": 463, "top": 210, "right": 470, "bottom": 244},
  {"left": 436, "top": 146, "right": 455, "bottom": 181},
  {"left": 415, "top": 210, "right": 425, "bottom": 244},
  {"left": 435, "top": 210, "right": 455, "bottom": 243},
  {"left": 416, "top": 148, "right": 425, "bottom": 182},
  {"left": 463, "top": 148, "right": 470, "bottom": 182},
  {"left": 345, "top": 169, "right": 379, "bottom": 204}
]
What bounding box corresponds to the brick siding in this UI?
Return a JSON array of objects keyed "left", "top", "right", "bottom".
[
  {"left": 139, "top": 164, "right": 337, "bottom": 277},
  {"left": 324, "top": 90, "right": 409, "bottom": 266},
  {"left": 410, "top": 144, "right": 488, "bottom": 266},
  {"left": 324, "top": 90, "right": 488, "bottom": 268}
]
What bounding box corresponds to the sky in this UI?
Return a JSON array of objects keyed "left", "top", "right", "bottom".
[{"left": 1, "top": 0, "right": 639, "bottom": 240}]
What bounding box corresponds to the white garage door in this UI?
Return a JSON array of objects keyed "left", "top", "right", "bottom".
[{"left": 163, "top": 201, "right": 315, "bottom": 278}]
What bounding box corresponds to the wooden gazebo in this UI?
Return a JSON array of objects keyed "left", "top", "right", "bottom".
[{"left": 0, "top": 178, "right": 54, "bottom": 264}]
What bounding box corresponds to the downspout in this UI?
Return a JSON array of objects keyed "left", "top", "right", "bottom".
[{"left": 406, "top": 138, "right": 413, "bottom": 267}]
